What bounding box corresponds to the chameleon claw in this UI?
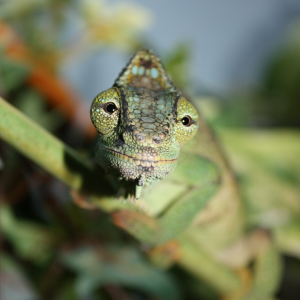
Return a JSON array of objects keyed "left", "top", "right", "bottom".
[
  {"left": 135, "top": 185, "right": 143, "bottom": 201},
  {"left": 135, "top": 174, "right": 145, "bottom": 201}
]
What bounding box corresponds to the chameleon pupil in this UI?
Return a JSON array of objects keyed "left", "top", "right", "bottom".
[
  {"left": 182, "top": 116, "right": 192, "bottom": 126},
  {"left": 104, "top": 103, "right": 117, "bottom": 114}
]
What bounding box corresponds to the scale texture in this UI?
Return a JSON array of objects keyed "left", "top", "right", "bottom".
[{"left": 90, "top": 48, "right": 198, "bottom": 198}]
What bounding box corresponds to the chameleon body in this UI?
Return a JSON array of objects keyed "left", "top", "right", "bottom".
[
  {"left": 0, "top": 43, "right": 298, "bottom": 299},
  {"left": 91, "top": 49, "right": 198, "bottom": 200},
  {"left": 90, "top": 49, "right": 285, "bottom": 299}
]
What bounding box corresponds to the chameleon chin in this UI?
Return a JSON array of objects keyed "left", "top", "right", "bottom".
[{"left": 90, "top": 48, "right": 199, "bottom": 201}]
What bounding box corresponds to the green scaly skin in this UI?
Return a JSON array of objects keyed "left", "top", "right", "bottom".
[
  {"left": 90, "top": 49, "right": 283, "bottom": 299},
  {"left": 91, "top": 48, "right": 198, "bottom": 200},
  {"left": 0, "top": 47, "right": 294, "bottom": 299}
]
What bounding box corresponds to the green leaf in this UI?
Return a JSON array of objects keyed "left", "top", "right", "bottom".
[
  {"left": 217, "top": 129, "right": 300, "bottom": 227},
  {"left": 60, "top": 245, "right": 181, "bottom": 300},
  {"left": 0, "top": 205, "right": 56, "bottom": 264},
  {"left": 14, "top": 89, "right": 65, "bottom": 131},
  {"left": 0, "top": 48, "right": 30, "bottom": 92}
]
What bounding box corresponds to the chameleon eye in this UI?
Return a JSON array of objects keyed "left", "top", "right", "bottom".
[
  {"left": 104, "top": 102, "right": 118, "bottom": 114},
  {"left": 181, "top": 116, "right": 192, "bottom": 126},
  {"left": 174, "top": 97, "right": 199, "bottom": 145},
  {"left": 90, "top": 88, "right": 120, "bottom": 135}
]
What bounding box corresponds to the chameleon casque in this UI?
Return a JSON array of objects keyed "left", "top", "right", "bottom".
[{"left": 89, "top": 49, "right": 287, "bottom": 299}]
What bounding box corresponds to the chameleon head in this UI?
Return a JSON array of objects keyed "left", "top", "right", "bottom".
[{"left": 90, "top": 49, "right": 198, "bottom": 198}]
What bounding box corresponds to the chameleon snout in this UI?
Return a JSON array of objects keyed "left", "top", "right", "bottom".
[{"left": 133, "top": 130, "right": 166, "bottom": 146}]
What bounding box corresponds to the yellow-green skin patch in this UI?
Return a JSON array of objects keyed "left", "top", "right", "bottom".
[
  {"left": 90, "top": 88, "right": 120, "bottom": 135},
  {"left": 90, "top": 48, "right": 199, "bottom": 194},
  {"left": 175, "top": 97, "right": 199, "bottom": 145}
]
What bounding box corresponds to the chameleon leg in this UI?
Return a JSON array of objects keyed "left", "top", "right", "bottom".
[
  {"left": 174, "top": 230, "right": 282, "bottom": 300},
  {"left": 218, "top": 230, "right": 282, "bottom": 300},
  {"left": 111, "top": 181, "right": 218, "bottom": 245},
  {"left": 135, "top": 185, "right": 143, "bottom": 201},
  {"left": 112, "top": 157, "right": 220, "bottom": 245},
  {"left": 239, "top": 232, "right": 282, "bottom": 300},
  {"left": 112, "top": 183, "right": 219, "bottom": 243},
  {"left": 177, "top": 235, "right": 243, "bottom": 295},
  {"left": 155, "top": 182, "right": 219, "bottom": 244}
]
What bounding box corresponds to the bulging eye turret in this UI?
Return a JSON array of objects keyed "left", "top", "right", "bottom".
[
  {"left": 174, "top": 97, "right": 199, "bottom": 145},
  {"left": 90, "top": 88, "right": 120, "bottom": 135}
]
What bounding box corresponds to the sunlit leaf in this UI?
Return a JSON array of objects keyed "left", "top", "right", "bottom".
[{"left": 218, "top": 129, "right": 300, "bottom": 227}]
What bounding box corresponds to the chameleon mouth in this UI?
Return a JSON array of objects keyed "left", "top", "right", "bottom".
[
  {"left": 99, "top": 146, "right": 179, "bottom": 184},
  {"left": 102, "top": 147, "right": 178, "bottom": 167}
]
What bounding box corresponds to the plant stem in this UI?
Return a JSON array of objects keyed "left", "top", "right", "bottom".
[
  {"left": 0, "top": 97, "right": 141, "bottom": 213},
  {"left": 0, "top": 96, "right": 92, "bottom": 190}
]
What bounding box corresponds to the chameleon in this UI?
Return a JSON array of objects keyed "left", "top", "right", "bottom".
[
  {"left": 87, "top": 48, "right": 300, "bottom": 299},
  {"left": 0, "top": 46, "right": 298, "bottom": 299},
  {"left": 89, "top": 49, "right": 224, "bottom": 249},
  {"left": 90, "top": 48, "right": 199, "bottom": 201}
]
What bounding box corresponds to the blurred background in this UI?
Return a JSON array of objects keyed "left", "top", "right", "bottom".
[{"left": 0, "top": 0, "right": 300, "bottom": 299}]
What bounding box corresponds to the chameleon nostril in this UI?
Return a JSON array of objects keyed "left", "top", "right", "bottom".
[
  {"left": 136, "top": 134, "right": 144, "bottom": 142},
  {"left": 153, "top": 137, "right": 162, "bottom": 144}
]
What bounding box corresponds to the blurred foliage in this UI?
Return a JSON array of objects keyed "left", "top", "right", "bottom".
[
  {"left": 0, "top": 0, "right": 152, "bottom": 138},
  {"left": 60, "top": 245, "right": 180, "bottom": 299},
  {"left": 1, "top": 204, "right": 56, "bottom": 264},
  {"left": 206, "top": 18, "right": 300, "bottom": 129},
  {"left": 164, "top": 43, "right": 192, "bottom": 90},
  {"left": 1, "top": 253, "right": 38, "bottom": 300},
  {"left": 0, "top": 1, "right": 300, "bottom": 300},
  {"left": 257, "top": 19, "right": 300, "bottom": 127},
  {"left": 0, "top": 0, "right": 151, "bottom": 70}
]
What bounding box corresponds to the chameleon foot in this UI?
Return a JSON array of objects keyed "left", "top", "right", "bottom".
[
  {"left": 135, "top": 174, "right": 145, "bottom": 201},
  {"left": 135, "top": 185, "right": 143, "bottom": 201}
]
